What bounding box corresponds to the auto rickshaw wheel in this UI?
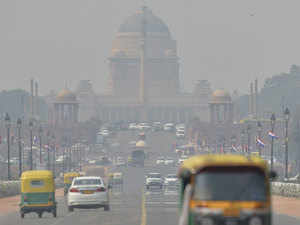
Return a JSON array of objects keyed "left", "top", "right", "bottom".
[
  {"left": 68, "top": 206, "right": 74, "bottom": 212},
  {"left": 38, "top": 212, "right": 42, "bottom": 218}
]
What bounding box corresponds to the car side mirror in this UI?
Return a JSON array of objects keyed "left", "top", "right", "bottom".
[{"left": 269, "top": 170, "right": 277, "bottom": 180}]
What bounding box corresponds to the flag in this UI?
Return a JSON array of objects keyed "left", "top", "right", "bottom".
[
  {"left": 33, "top": 136, "right": 38, "bottom": 145},
  {"left": 256, "top": 138, "right": 265, "bottom": 147},
  {"left": 268, "top": 131, "right": 279, "bottom": 139},
  {"left": 231, "top": 145, "right": 238, "bottom": 152}
]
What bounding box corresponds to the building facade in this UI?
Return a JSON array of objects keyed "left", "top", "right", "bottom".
[{"left": 96, "top": 6, "right": 211, "bottom": 123}]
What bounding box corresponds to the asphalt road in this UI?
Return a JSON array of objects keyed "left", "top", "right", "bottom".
[{"left": 0, "top": 130, "right": 300, "bottom": 225}]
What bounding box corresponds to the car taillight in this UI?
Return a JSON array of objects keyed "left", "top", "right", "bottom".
[
  {"left": 96, "top": 187, "right": 106, "bottom": 192},
  {"left": 69, "top": 188, "right": 79, "bottom": 192}
]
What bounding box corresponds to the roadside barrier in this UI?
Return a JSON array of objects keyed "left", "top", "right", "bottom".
[{"left": 272, "top": 182, "right": 300, "bottom": 197}]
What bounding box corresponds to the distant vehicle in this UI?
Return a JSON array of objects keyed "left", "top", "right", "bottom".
[
  {"left": 164, "top": 174, "right": 179, "bottom": 186},
  {"left": 129, "top": 149, "right": 146, "bottom": 167},
  {"left": 164, "top": 158, "right": 175, "bottom": 166},
  {"left": 116, "top": 157, "right": 126, "bottom": 167},
  {"left": 164, "top": 184, "right": 179, "bottom": 196},
  {"left": 98, "top": 129, "right": 110, "bottom": 137},
  {"left": 176, "top": 130, "right": 185, "bottom": 138},
  {"left": 138, "top": 123, "right": 151, "bottom": 130},
  {"left": 176, "top": 123, "right": 185, "bottom": 130},
  {"left": 129, "top": 123, "right": 138, "bottom": 130},
  {"left": 67, "top": 176, "right": 110, "bottom": 211},
  {"left": 145, "top": 173, "right": 163, "bottom": 190},
  {"left": 177, "top": 158, "right": 186, "bottom": 165},
  {"left": 152, "top": 122, "right": 163, "bottom": 131},
  {"left": 156, "top": 157, "right": 165, "bottom": 165},
  {"left": 164, "top": 123, "right": 175, "bottom": 132}
]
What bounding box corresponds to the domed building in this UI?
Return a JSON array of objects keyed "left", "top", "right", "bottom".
[
  {"left": 52, "top": 89, "right": 79, "bottom": 126},
  {"left": 209, "top": 89, "right": 233, "bottom": 124},
  {"left": 96, "top": 6, "right": 212, "bottom": 123}
]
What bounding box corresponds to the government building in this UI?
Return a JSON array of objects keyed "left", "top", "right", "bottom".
[
  {"left": 96, "top": 6, "right": 211, "bottom": 123},
  {"left": 49, "top": 6, "right": 235, "bottom": 124}
]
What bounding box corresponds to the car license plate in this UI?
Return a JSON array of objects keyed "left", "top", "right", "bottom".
[
  {"left": 82, "top": 190, "right": 94, "bottom": 194},
  {"left": 225, "top": 220, "right": 238, "bottom": 225}
]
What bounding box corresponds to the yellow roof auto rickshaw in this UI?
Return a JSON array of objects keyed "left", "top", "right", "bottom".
[
  {"left": 178, "top": 154, "right": 276, "bottom": 225},
  {"left": 20, "top": 170, "right": 57, "bottom": 218},
  {"left": 64, "top": 172, "right": 80, "bottom": 195}
]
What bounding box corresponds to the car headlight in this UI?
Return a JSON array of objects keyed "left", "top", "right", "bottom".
[
  {"left": 200, "top": 217, "right": 215, "bottom": 225},
  {"left": 248, "top": 216, "right": 263, "bottom": 225}
]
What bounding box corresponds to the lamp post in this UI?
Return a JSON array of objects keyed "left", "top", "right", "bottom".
[
  {"left": 284, "top": 108, "right": 290, "bottom": 179},
  {"left": 46, "top": 131, "right": 50, "bottom": 170},
  {"left": 257, "top": 121, "right": 263, "bottom": 156},
  {"left": 270, "top": 113, "right": 276, "bottom": 171},
  {"left": 5, "top": 113, "right": 11, "bottom": 180},
  {"left": 17, "top": 118, "right": 22, "bottom": 177},
  {"left": 38, "top": 125, "right": 43, "bottom": 165},
  {"left": 29, "top": 120, "right": 33, "bottom": 170},
  {"left": 247, "top": 124, "right": 251, "bottom": 155},
  {"left": 52, "top": 134, "right": 56, "bottom": 176},
  {"left": 241, "top": 129, "right": 245, "bottom": 153}
]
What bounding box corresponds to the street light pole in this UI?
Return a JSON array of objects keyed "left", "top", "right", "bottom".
[
  {"left": 29, "top": 120, "right": 33, "bottom": 170},
  {"left": 270, "top": 113, "right": 276, "bottom": 171},
  {"left": 257, "top": 121, "right": 263, "bottom": 156},
  {"left": 241, "top": 129, "right": 245, "bottom": 153},
  {"left": 17, "top": 118, "right": 22, "bottom": 177},
  {"left": 5, "top": 113, "right": 11, "bottom": 180},
  {"left": 52, "top": 134, "right": 56, "bottom": 176},
  {"left": 284, "top": 108, "right": 290, "bottom": 180},
  {"left": 38, "top": 125, "right": 43, "bottom": 165},
  {"left": 247, "top": 124, "right": 251, "bottom": 155},
  {"left": 47, "top": 131, "right": 50, "bottom": 170}
]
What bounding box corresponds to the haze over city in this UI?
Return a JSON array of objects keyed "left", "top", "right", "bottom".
[{"left": 1, "top": 0, "right": 300, "bottom": 94}]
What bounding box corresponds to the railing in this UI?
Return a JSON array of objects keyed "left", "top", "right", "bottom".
[{"left": 272, "top": 182, "right": 300, "bottom": 197}]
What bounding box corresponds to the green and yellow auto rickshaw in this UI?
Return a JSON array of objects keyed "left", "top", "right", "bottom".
[
  {"left": 178, "top": 154, "right": 276, "bottom": 225},
  {"left": 64, "top": 172, "right": 80, "bottom": 195},
  {"left": 20, "top": 170, "right": 57, "bottom": 218}
]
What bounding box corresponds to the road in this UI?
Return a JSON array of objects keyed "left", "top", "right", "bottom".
[{"left": 0, "top": 130, "right": 300, "bottom": 225}]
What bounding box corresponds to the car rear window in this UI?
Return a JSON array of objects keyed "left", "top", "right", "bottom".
[{"left": 74, "top": 179, "right": 102, "bottom": 185}]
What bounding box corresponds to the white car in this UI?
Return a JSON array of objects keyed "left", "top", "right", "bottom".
[
  {"left": 156, "top": 157, "right": 165, "bottom": 165},
  {"left": 138, "top": 123, "right": 151, "bottom": 130},
  {"left": 116, "top": 157, "right": 126, "bottom": 167},
  {"left": 176, "top": 123, "right": 185, "bottom": 130},
  {"left": 164, "top": 123, "right": 175, "bottom": 131},
  {"left": 177, "top": 158, "right": 186, "bottom": 165},
  {"left": 145, "top": 173, "right": 163, "bottom": 189},
  {"left": 99, "top": 129, "right": 110, "bottom": 137},
  {"left": 67, "top": 176, "right": 110, "bottom": 211},
  {"left": 164, "top": 174, "right": 179, "bottom": 186},
  {"left": 129, "top": 123, "right": 138, "bottom": 130},
  {"left": 176, "top": 130, "right": 185, "bottom": 138},
  {"left": 164, "top": 158, "right": 175, "bottom": 166}
]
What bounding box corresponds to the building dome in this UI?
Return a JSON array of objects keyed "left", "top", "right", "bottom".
[
  {"left": 211, "top": 89, "right": 231, "bottom": 104},
  {"left": 118, "top": 6, "right": 170, "bottom": 35},
  {"left": 56, "top": 89, "right": 77, "bottom": 102}
]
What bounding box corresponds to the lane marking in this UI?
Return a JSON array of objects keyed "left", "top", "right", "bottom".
[{"left": 141, "top": 190, "right": 147, "bottom": 225}]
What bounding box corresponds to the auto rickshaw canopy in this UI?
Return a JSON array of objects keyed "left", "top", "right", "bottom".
[
  {"left": 21, "top": 170, "right": 55, "bottom": 193},
  {"left": 64, "top": 172, "right": 81, "bottom": 184},
  {"left": 178, "top": 154, "right": 268, "bottom": 178}
]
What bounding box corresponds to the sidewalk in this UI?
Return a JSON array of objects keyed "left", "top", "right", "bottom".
[
  {"left": 272, "top": 195, "right": 300, "bottom": 219},
  {"left": 0, "top": 188, "right": 63, "bottom": 215}
]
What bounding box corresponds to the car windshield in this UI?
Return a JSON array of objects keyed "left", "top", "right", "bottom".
[
  {"left": 148, "top": 174, "right": 161, "bottom": 178},
  {"left": 74, "top": 179, "right": 102, "bottom": 185},
  {"left": 193, "top": 167, "right": 267, "bottom": 201}
]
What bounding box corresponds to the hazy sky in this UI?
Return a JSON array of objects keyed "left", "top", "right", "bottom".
[{"left": 1, "top": 0, "right": 300, "bottom": 95}]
